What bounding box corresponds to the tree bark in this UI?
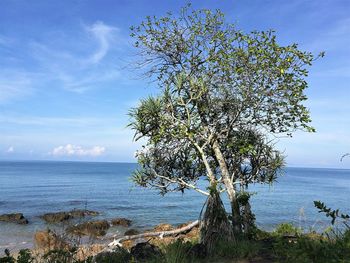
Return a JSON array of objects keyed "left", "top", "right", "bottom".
[{"left": 212, "top": 140, "right": 242, "bottom": 234}]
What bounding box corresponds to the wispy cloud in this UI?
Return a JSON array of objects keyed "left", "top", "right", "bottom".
[
  {"left": 6, "top": 146, "right": 14, "bottom": 153},
  {"left": 313, "top": 66, "right": 350, "bottom": 78},
  {"left": 0, "top": 114, "right": 118, "bottom": 126},
  {"left": 304, "top": 17, "right": 350, "bottom": 53},
  {"left": 0, "top": 71, "right": 34, "bottom": 103},
  {"left": 50, "top": 144, "right": 105, "bottom": 157},
  {"left": 29, "top": 21, "right": 123, "bottom": 93},
  {"left": 0, "top": 35, "right": 12, "bottom": 46},
  {"left": 0, "top": 21, "right": 126, "bottom": 102},
  {"left": 86, "top": 21, "right": 119, "bottom": 64}
]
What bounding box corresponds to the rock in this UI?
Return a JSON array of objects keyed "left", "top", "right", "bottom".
[
  {"left": 40, "top": 209, "right": 99, "bottom": 223},
  {"left": 70, "top": 209, "right": 99, "bottom": 218},
  {"left": 130, "top": 242, "right": 162, "bottom": 262},
  {"left": 177, "top": 222, "right": 200, "bottom": 240},
  {"left": 0, "top": 213, "right": 28, "bottom": 224},
  {"left": 40, "top": 212, "right": 72, "bottom": 223},
  {"left": 67, "top": 220, "right": 110, "bottom": 237},
  {"left": 111, "top": 218, "right": 132, "bottom": 227},
  {"left": 148, "top": 222, "right": 199, "bottom": 248},
  {"left": 153, "top": 223, "right": 173, "bottom": 232},
  {"left": 124, "top": 229, "right": 140, "bottom": 236},
  {"left": 34, "top": 230, "right": 68, "bottom": 251},
  {"left": 121, "top": 240, "right": 135, "bottom": 250}
]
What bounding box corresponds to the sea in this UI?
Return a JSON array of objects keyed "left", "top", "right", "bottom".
[{"left": 0, "top": 161, "right": 349, "bottom": 251}]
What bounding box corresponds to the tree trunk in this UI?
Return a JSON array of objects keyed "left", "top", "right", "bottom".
[
  {"left": 200, "top": 191, "right": 235, "bottom": 254},
  {"left": 229, "top": 194, "right": 242, "bottom": 234},
  {"left": 242, "top": 201, "right": 253, "bottom": 235},
  {"left": 212, "top": 140, "right": 242, "bottom": 234}
]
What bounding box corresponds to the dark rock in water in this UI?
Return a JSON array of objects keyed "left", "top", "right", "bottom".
[
  {"left": 130, "top": 242, "right": 162, "bottom": 262},
  {"left": 34, "top": 230, "right": 69, "bottom": 251},
  {"left": 0, "top": 213, "right": 28, "bottom": 224},
  {"left": 124, "top": 229, "right": 140, "bottom": 236},
  {"left": 41, "top": 212, "right": 72, "bottom": 223},
  {"left": 111, "top": 217, "right": 132, "bottom": 227},
  {"left": 67, "top": 220, "right": 110, "bottom": 237},
  {"left": 70, "top": 209, "right": 99, "bottom": 217},
  {"left": 40, "top": 209, "right": 99, "bottom": 223},
  {"left": 188, "top": 243, "right": 207, "bottom": 259},
  {"left": 93, "top": 247, "right": 131, "bottom": 263}
]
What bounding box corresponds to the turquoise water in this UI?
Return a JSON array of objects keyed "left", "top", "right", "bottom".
[{"left": 0, "top": 161, "right": 349, "bottom": 250}]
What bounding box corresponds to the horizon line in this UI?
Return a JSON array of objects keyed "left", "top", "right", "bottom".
[{"left": 0, "top": 159, "right": 349, "bottom": 171}]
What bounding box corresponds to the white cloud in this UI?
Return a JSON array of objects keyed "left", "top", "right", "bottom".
[
  {"left": 50, "top": 144, "right": 105, "bottom": 157},
  {"left": 6, "top": 146, "right": 14, "bottom": 153},
  {"left": 86, "top": 21, "right": 119, "bottom": 64}
]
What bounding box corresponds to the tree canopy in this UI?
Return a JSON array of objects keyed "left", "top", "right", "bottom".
[{"left": 129, "top": 5, "right": 321, "bottom": 238}]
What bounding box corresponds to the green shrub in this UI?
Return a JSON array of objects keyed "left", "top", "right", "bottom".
[
  {"left": 273, "top": 223, "right": 301, "bottom": 237},
  {"left": 16, "top": 249, "right": 34, "bottom": 263}
]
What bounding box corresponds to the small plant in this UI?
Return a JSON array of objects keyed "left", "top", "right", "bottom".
[{"left": 314, "top": 201, "right": 350, "bottom": 226}]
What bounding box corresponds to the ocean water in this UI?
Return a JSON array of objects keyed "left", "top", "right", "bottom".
[{"left": 0, "top": 161, "right": 349, "bottom": 250}]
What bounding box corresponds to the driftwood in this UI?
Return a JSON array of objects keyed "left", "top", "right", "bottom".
[{"left": 108, "top": 220, "right": 199, "bottom": 248}]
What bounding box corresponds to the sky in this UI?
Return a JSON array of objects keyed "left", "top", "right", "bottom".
[{"left": 0, "top": 0, "right": 349, "bottom": 168}]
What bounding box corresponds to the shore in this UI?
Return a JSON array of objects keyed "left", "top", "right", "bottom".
[
  {"left": 0, "top": 209, "right": 199, "bottom": 253},
  {"left": 0, "top": 211, "right": 202, "bottom": 263}
]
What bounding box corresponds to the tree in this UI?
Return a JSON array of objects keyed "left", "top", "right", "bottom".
[{"left": 129, "top": 5, "right": 321, "bottom": 246}]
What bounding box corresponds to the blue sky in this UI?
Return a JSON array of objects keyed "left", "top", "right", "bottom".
[{"left": 0, "top": 0, "right": 349, "bottom": 168}]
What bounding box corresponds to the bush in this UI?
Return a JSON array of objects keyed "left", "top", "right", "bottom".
[
  {"left": 16, "top": 250, "right": 34, "bottom": 263},
  {"left": 273, "top": 223, "right": 301, "bottom": 237}
]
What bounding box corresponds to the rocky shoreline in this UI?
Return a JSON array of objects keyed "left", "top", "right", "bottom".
[{"left": 0, "top": 210, "right": 200, "bottom": 260}]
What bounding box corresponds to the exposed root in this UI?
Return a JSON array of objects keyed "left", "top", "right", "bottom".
[{"left": 200, "top": 192, "right": 235, "bottom": 254}]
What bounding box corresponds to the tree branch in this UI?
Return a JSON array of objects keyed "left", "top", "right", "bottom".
[{"left": 151, "top": 169, "right": 209, "bottom": 196}]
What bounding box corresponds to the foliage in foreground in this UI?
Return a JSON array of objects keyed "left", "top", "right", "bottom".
[
  {"left": 2, "top": 225, "right": 350, "bottom": 263},
  {"left": 273, "top": 229, "right": 350, "bottom": 263}
]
